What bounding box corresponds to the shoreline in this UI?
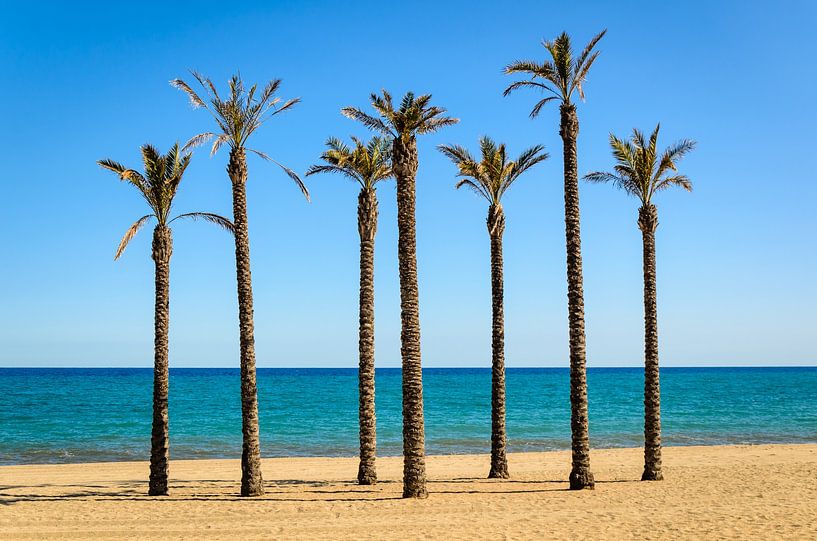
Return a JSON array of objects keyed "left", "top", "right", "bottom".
[
  {"left": 2, "top": 444, "right": 816, "bottom": 539},
  {"left": 3, "top": 440, "right": 816, "bottom": 468}
]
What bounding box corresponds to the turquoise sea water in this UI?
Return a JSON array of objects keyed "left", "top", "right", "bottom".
[{"left": 0, "top": 367, "right": 815, "bottom": 465}]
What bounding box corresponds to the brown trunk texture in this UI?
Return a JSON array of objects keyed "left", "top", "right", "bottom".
[
  {"left": 357, "top": 187, "right": 378, "bottom": 485},
  {"left": 228, "top": 147, "right": 264, "bottom": 497},
  {"left": 487, "top": 204, "right": 510, "bottom": 479},
  {"left": 149, "top": 225, "right": 172, "bottom": 496},
  {"left": 392, "top": 136, "right": 428, "bottom": 498},
  {"left": 560, "top": 103, "right": 595, "bottom": 490},
  {"left": 638, "top": 204, "right": 663, "bottom": 481}
]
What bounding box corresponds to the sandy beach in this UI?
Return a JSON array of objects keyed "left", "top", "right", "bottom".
[{"left": 1, "top": 444, "right": 815, "bottom": 540}]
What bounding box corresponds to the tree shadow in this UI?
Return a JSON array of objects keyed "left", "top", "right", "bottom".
[{"left": 0, "top": 477, "right": 640, "bottom": 506}]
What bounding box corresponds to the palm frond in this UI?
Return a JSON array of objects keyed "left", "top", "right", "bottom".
[
  {"left": 256, "top": 78, "right": 282, "bottom": 105},
  {"left": 592, "top": 126, "right": 695, "bottom": 204},
  {"left": 169, "top": 78, "right": 206, "bottom": 109},
  {"left": 575, "top": 29, "right": 607, "bottom": 76},
  {"left": 547, "top": 32, "right": 572, "bottom": 97},
  {"left": 269, "top": 97, "right": 301, "bottom": 117},
  {"left": 442, "top": 137, "right": 545, "bottom": 205},
  {"left": 506, "top": 30, "right": 606, "bottom": 105},
  {"left": 262, "top": 155, "right": 310, "bottom": 202},
  {"left": 655, "top": 139, "right": 697, "bottom": 179},
  {"left": 183, "top": 132, "right": 215, "bottom": 152},
  {"left": 502, "top": 79, "right": 560, "bottom": 98},
  {"left": 503, "top": 59, "right": 555, "bottom": 79},
  {"left": 97, "top": 159, "right": 145, "bottom": 184},
  {"left": 190, "top": 70, "right": 220, "bottom": 101},
  {"left": 514, "top": 144, "right": 550, "bottom": 173},
  {"left": 114, "top": 214, "right": 154, "bottom": 260},
  {"left": 174, "top": 72, "right": 298, "bottom": 153},
  {"left": 341, "top": 106, "right": 394, "bottom": 136},
  {"left": 573, "top": 50, "right": 600, "bottom": 100},
  {"left": 103, "top": 142, "right": 195, "bottom": 227},
  {"left": 97, "top": 159, "right": 129, "bottom": 176},
  {"left": 438, "top": 143, "right": 476, "bottom": 165},
  {"left": 170, "top": 212, "right": 235, "bottom": 233},
  {"left": 305, "top": 164, "right": 361, "bottom": 184},
  {"left": 529, "top": 96, "right": 559, "bottom": 118},
  {"left": 654, "top": 174, "right": 693, "bottom": 193},
  {"left": 307, "top": 135, "right": 392, "bottom": 188},
  {"left": 248, "top": 148, "right": 271, "bottom": 161},
  {"left": 210, "top": 133, "right": 230, "bottom": 156},
  {"left": 583, "top": 171, "right": 621, "bottom": 184},
  {"left": 325, "top": 136, "right": 351, "bottom": 155},
  {"left": 345, "top": 90, "right": 457, "bottom": 140},
  {"left": 416, "top": 115, "right": 459, "bottom": 134},
  {"left": 455, "top": 178, "right": 492, "bottom": 202}
]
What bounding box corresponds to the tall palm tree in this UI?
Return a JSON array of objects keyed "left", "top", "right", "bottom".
[
  {"left": 98, "top": 143, "right": 233, "bottom": 496},
  {"left": 504, "top": 29, "right": 606, "bottom": 490},
  {"left": 585, "top": 124, "right": 695, "bottom": 481},
  {"left": 171, "top": 72, "right": 309, "bottom": 496},
  {"left": 438, "top": 137, "right": 548, "bottom": 479},
  {"left": 342, "top": 91, "right": 458, "bottom": 498},
  {"left": 306, "top": 136, "right": 392, "bottom": 485}
]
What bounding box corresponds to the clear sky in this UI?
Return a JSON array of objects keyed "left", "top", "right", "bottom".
[{"left": 1, "top": 1, "right": 815, "bottom": 368}]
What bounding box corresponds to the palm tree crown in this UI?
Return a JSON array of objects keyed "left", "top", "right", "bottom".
[
  {"left": 584, "top": 124, "right": 696, "bottom": 204},
  {"left": 305, "top": 136, "right": 393, "bottom": 188},
  {"left": 504, "top": 29, "right": 606, "bottom": 116},
  {"left": 98, "top": 143, "right": 232, "bottom": 259},
  {"left": 438, "top": 137, "right": 549, "bottom": 205},
  {"left": 170, "top": 72, "right": 309, "bottom": 200},
  {"left": 341, "top": 90, "right": 458, "bottom": 140}
]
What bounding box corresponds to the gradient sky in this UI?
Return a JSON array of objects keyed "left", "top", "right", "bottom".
[{"left": 1, "top": 1, "right": 815, "bottom": 367}]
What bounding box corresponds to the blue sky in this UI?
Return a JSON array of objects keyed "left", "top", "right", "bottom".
[{"left": 1, "top": 1, "right": 815, "bottom": 367}]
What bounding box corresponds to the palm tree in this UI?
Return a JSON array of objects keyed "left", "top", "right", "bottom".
[
  {"left": 585, "top": 125, "right": 695, "bottom": 481},
  {"left": 438, "top": 137, "right": 548, "bottom": 479},
  {"left": 306, "top": 136, "right": 392, "bottom": 485},
  {"left": 342, "top": 91, "right": 458, "bottom": 498},
  {"left": 171, "top": 72, "right": 309, "bottom": 496},
  {"left": 98, "top": 143, "right": 233, "bottom": 496},
  {"left": 504, "top": 29, "right": 606, "bottom": 490}
]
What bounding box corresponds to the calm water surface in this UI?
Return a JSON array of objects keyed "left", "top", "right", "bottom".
[{"left": 1, "top": 367, "right": 815, "bottom": 465}]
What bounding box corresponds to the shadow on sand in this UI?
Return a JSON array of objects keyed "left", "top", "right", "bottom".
[{"left": 0, "top": 477, "right": 639, "bottom": 505}]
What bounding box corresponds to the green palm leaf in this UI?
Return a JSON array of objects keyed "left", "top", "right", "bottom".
[
  {"left": 584, "top": 124, "right": 696, "bottom": 204},
  {"left": 439, "top": 136, "right": 548, "bottom": 205},
  {"left": 504, "top": 29, "right": 606, "bottom": 113},
  {"left": 306, "top": 135, "right": 393, "bottom": 189},
  {"left": 343, "top": 90, "right": 458, "bottom": 141}
]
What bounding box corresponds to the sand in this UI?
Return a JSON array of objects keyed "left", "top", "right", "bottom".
[{"left": 1, "top": 444, "right": 815, "bottom": 540}]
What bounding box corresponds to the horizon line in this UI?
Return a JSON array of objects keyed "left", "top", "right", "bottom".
[{"left": 2, "top": 365, "right": 815, "bottom": 369}]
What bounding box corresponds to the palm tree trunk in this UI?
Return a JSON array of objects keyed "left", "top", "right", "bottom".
[
  {"left": 227, "top": 147, "right": 264, "bottom": 497},
  {"left": 560, "top": 103, "right": 595, "bottom": 490},
  {"left": 392, "top": 136, "right": 428, "bottom": 499},
  {"left": 487, "top": 204, "right": 510, "bottom": 479},
  {"left": 149, "top": 225, "right": 172, "bottom": 496},
  {"left": 357, "top": 187, "right": 378, "bottom": 485},
  {"left": 638, "top": 204, "right": 663, "bottom": 481}
]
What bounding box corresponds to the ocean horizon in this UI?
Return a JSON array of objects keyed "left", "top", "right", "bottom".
[{"left": 2, "top": 366, "right": 815, "bottom": 466}]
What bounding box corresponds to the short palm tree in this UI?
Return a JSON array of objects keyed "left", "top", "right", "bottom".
[
  {"left": 306, "top": 136, "right": 392, "bottom": 485},
  {"left": 504, "top": 29, "right": 606, "bottom": 489},
  {"left": 585, "top": 124, "right": 696, "bottom": 481},
  {"left": 438, "top": 137, "right": 548, "bottom": 479},
  {"left": 171, "top": 72, "right": 309, "bottom": 496},
  {"left": 98, "top": 143, "right": 233, "bottom": 496},
  {"left": 342, "top": 91, "right": 458, "bottom": 498}
]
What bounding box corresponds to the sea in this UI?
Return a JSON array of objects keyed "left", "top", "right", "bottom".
[{"left": 1, "top": 367, "right": 815, "bottom": 465}]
